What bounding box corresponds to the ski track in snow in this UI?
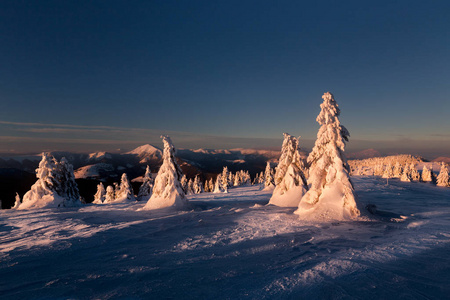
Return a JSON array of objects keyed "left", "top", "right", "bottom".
[{"left": 1, "top": 178, "right": 450, "bottom": 299}]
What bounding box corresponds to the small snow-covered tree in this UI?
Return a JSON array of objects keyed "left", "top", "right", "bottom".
[
  {"left": 400, "top": 164, "right": 412, "bottom": 182},
  {"left": 253, "top": 173, "right": 260, "bottom": 185},
  {"left": 208, "top": 178, "right": 214, "bottom": 193},
  {"left": 12, "top": 193, "right": 21, "bottom": 209},
  {"left": 410, "top": 163, "right": 421, "bottom": 181},
  {"left": 204, "top": 180, "right": 210, "bottom": 193},
  {"left": 382, "top": 163, "right": 394, "bottom": 178},
  {"left": 269, "top": 133, "right": 308, "bottom": 207},
  {"left": 233, "top": 172, "right": 241, "bottom": 186},
  {"left": 295, "top": 92, "right": 360, "bottom": 220},
  {"left": 115, "top": 173, "right": 135, "bottom": 202},
  {"left": 374, "top": 164, "right": 384, "bottom": 177},
  {"left": 104, "top": 185, "right": 115, "bottom": 203},
  {"left": 193, "top": 175, "right": 203, "bottom": 194},
  {"left": 56, "top": 157, "right": 80, "bottom": 204},
  {"left": 228, "top": 172, "right": 234, "bottom": 187},
  {"left": 143, "top": 136, "right": 187, "bottom": 210},
  {"left": 264, "top": 162, "right": 275, "bottom": 189},
  {"left": 241, "top": 171, "right": 251, "bottom": 185},
  {"left": 221, "top": 167, "right": 229, "bottom": 193},
  {"left": 19, "top": 153, "right": 81, "bottom": 209},
  {"left": 186, "top": 179, "right": 194, "bottom": 195},
  {"left": 93, "top": 182, "right": 106, "bottom": 204},
  {"left": 422, "top": 165, "right": 435, "bottom": 183},
  {"left": 436, "top": 164, "right": 450, "bottom": 187},
  {"left": 138, "top": 166, "right": 153, "bottom": 201},
  {"left": 180, "top": 175, "right": 188, "bottom": 193},
  {"left": 213, "top": 174, "right": 223, "bottom": 193},
  {"left": 393, "top": 162, "right": 403, "bottom": 178}
]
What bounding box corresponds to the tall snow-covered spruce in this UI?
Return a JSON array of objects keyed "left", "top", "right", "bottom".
[
  {"left": 269, "top": 133, "right": 308, "bottom": 207},
  {"left": 143, "top": 136, "right": 188, "bottom": 210},
  {"left": 19, "top": 153, "right": 81, "bottom": 209},
  {"left": 295, "top": 92, "right": 360, "bottom": 220}
]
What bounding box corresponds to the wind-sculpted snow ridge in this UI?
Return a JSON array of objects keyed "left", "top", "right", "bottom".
[{"left": 1, "top": 179, "right": 450, "bottom": 299}]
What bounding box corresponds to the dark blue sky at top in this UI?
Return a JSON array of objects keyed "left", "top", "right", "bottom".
[{"left": 0, "top": 0, "right": 449, "bottom": 157}]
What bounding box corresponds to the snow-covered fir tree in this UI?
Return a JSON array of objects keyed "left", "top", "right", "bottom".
[
  {"left": 208, "top": 178, "right": 214, "bottom": 193},
  {"left": 204, "top": 180, "right": 210, "bottom": 193},
  {"left": 92, "top": 182, "right": 106, "bottom": 204},
  {"left": 143, "top": 136, "right": 187, "bottom": 210},
  {"left": 193, "top": 175, "right": 203, "bottom": 194},
  {"left": 264, "top": 162, "right": 275, "bottom": 190},
  {"left": 213, "top": 174, "right": 223, "bottom": 193},
  {"left": 221, "top": 167, "right": 229, "bottom": 193},
  {"left": 436, "top": 163, "right": 450, "bottom": 187},
  {"left": 400, "top": 164, "right": 412, "bottom": 182},
  {"left": 138, "top": 166, "right": 153, "bottom": 201},
  {"left": 269, "top": 133, "right": 308, "bottom": 207},
  {"left": 113, "top": 182, "right": 119, "bottom": 199},
  {"left": 104, "top": 185, "right": 115, "bottom": 203},
  {"left": 409, "top": 163, "right": 421, "bottom": 181},
  {"left": 115, "top": 173, "right": 135, "bottom": 202},
  {"left": 241, "top": 171, "right": 251, "bottom": 185},
  {"left": 19, "top": 153, "right": 81, "bottom": 209},
  {"left": 422, "top": 165, "right": 435, "bottom": 183},
  {"left": 180, "top": 174, "right": 188, "bottom": 193},
  {"left": 56, "top": 157, "right": 80, "bottom": 204},
  {"left": 393, "top": 162, "right": 403, "bottom": 178},
  {"left": 228, "top": 172, "right": 234, "bottom": 187},
  {"left": 373, "top": 164, "right": 384, "bottom": 176},
  {"left": 258, "top": 171, "right": 264, "bottom": 184},
  {"left": 186, "top": 179, "right": 194, "bottom": 195},
  {"left": 233, "top": 172, "right": 241, "bottom": 186},
  {"left": 295, "top": 92, "right": 360, "bottom": 220},
  {"left": 382, "top": 163, "right": 394, "bottom": 178},
  {"left": 12, "top": 193, "right": 21, "bottom": 209},
  {"left": 253, "top": 173, "right": 260, "bottom": 185}
]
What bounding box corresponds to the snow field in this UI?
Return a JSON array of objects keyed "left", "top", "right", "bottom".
[{"left": 1, "top": 178, "right": 450, "bottom": 298}]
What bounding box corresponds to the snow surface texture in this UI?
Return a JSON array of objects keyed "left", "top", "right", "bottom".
[
  {"left": 296, "top": 92, "right": 360, "bottom": 220},
  {"left": 143, "top": 136, "right": 188, "bottom": 210},
  {"left": 1, "top": 178, "right": 450, "bottom": 299}
]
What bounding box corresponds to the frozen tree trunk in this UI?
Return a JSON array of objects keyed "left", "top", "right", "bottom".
[
  {"left": 295, "top": 92, "right": 360, "bottom": 220},
  {"left": 269, "top": 133, "right": 308, "bottom": 207},
  {"left": 143, "top": 136, "right": 188, "bottom": 210}
]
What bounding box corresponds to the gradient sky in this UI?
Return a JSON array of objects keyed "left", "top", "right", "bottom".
[{"left": 1, "top": 1, "right": 449, "bottom": 158}]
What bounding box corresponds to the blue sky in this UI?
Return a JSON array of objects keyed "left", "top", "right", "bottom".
[{"left": 0, "top": 1, "right": 449, "bottom": 158}]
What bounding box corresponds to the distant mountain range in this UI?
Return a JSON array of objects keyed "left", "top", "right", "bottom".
[
  {"left": 347, "top": 149, "right": 382, "bottom": 160},
  {"left": 0, "top": 144, "right": 282, "bottom": 183},
  {"left": 0, "top": 145, "right": 448, "bottom": 208}
]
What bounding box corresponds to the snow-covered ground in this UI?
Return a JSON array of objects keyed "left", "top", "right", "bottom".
[{"left": 1, "top": 177, "right": 450, "bottom": 299}]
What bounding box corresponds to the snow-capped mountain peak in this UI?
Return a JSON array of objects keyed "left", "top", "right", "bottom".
[{"left": 126, "top": 144, "right": 162, "bottom": 163}]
